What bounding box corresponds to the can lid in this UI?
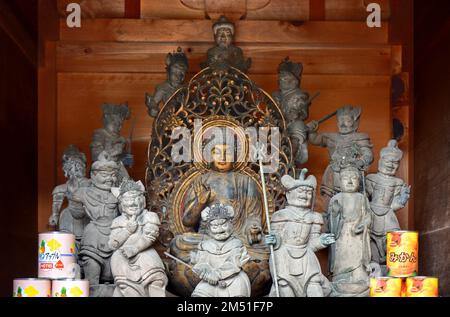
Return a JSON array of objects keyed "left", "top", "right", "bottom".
[
  {"left": 14, "top": 278, "right": 51, "bottom": 281},
  {"left": 386, "top": 230, "right": 419, "bottom": 234},
  {"left": 407, "top": 276, "right": 438, "bottom": 279},
  {"left": 53, "top": 278, "right": 88, "bottom": 282},
  {"left": 39, "top": 231, "right": 76, "bottom": 236}
]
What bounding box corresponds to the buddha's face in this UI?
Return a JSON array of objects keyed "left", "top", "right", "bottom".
[
  {"left": 340, "top": 170, "right": 360, "bottom": 193},
  {"left": 337, "top": 114, "right": 357, "bottom": 135},
  {"left": 120, "top": 190, "right": 145, "bottom": 216},
  {"left": 286, "top": 186, "right": 313, "bottom": 208},
  {"left": 215, "top": 28, "right": 233, "bottom": 48},
  {"left": 279, "top": 71, "right": 299, "bottom": 91},
  {"left": 168, "top": 63, "right": 187, "bottom": 86},
  {"left": 104, "top": 115, "right": 122, "bottom": 135},
  {"left": 379, "top": 156, "right": 400, "bottom": 176},
  {"left": 208, "top": 218, "right": 233, "bottom": 241},
  {"left": 211, "top": 144, "right": 234, "bottom": 172},
  {"left": 91, "top": 169, "right": 117, "bottom": 190}
]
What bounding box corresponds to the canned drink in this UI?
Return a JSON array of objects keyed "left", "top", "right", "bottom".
[
  {"left": 405, "top": 277, "right": 439, "bottom": 297},
  {"left": 13, "top": 278, "right": 51, "bottom": 297},
  {"left": 52, "top": 279, "right": 89, "bottom": 297},
  {"left": 370, "top": 277, "right": 403, "bottom": 297},
  {"left": 386, "top": 231, "right": 418, "bottom": 277},
  {"left": 38, "top": 232, "right": 76, "bottom": 279}
]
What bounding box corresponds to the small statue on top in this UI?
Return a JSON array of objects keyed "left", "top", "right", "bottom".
[
  {"left": 272, "top": 58, "right": 312, "bottom": 165},
  {"left": 90, "top": 103, "right": 132, "bottom": 183},
  {"left": 109, "top": 179, "right": 167, "bottom": 297},
  {"left": 265, "top": 169, "right": 335, "bottom": 297},
  {"left": 190, "top": 203, "right": 251, "bottom": 297},
  {"left": 366, "top": 140, "right": 411, "bottom": 269},
  {"left": 308, "top": 106, "right": 374, "bottom": 208},
  {"left": 202, "top": 15, "right": 251, "bottom": 72},
  {"left": 145, "top": 47, "right": 189, "bottom": 118}
]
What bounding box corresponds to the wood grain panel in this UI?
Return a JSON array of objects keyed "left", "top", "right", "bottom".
[
  {"left": 60, "top": 19, "right": 389, "bottom": 44},
  {"left": 56, "top": 42, "right": 393, "bottom": 75},
  {"left": 325, "top": 0, "right": 391, "bottom": 21},
  {"left": 57, "top": 0, "right": 125, "bottom": 18}
]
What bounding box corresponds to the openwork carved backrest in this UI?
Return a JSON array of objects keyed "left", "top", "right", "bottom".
[{"left": 146, "top": 65, "right": 297, "bottom": 246}]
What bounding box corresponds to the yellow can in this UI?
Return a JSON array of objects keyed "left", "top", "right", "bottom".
[
  {"left": 386, "top": 231, "right": 418, "bottom": 277},
  {"left": 405, "top": 277, "right": 439, "bottom": 297},
  {"left": 370, "top": 277, "right": 403, "bottom": 297}
]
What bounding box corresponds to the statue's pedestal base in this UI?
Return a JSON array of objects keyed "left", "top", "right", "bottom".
[{"left": 90, "top": 284, "right": 115, "bottom": 297}]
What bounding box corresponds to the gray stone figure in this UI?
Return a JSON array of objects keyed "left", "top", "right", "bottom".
[
  {"left": 109, "top": 179, "right": 168, "bottom": 297},
  {"left": 190, "top": 203, "right": 251, "bottom": 297},
  {"left": 90, "top": 103, "right": 131, "bottom": 183},
  {"left": 73, "top": 151, "right": 120, "bottom": 295},
  {"left": 308, "top": 106, "right": 374, "bottom": 208},
  {"left": 327, "top": 165, "right": 372, "bottom": 297},
  {"left": 366, "top": 140, "right": 411, "bottom": 269},
  {"left": 48, "top": 145, "right": 91, "bottom": 263},
  {"left": 145, "top": 47, "right": 189, "bottom": 118},
  {"left": 265, "top": 169, "right": 335, "bottom": 297},
  {"left": 272, "top": 58, "right": 311, "bottom": 165},
  {"left": 202, "top": 15, "right": 251, "bottom": 72}
]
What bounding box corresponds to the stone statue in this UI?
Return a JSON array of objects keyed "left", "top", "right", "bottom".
[
  {"left": 272, "top": 58, "right": 312, "bottom": 165},
  {"left": 327, "top": 165, "right": 372, "bottom": 297},
  {"left": 181, "top": 140, "right": 263, "bottom": 245},
  {"left": 308, "top": 106, "right": 374, "bottom": 208},
  {"left": 73, "top": 151, "right": 120, "bottom": 294},
  {"left": 90, "top": 103, "right": 131, "bottom": 183},
  {"left": 48, "top": 145, "right": 91, "bottom": 262},
  {"left": 202, "top": 15, "right": 251, "bottom": 72},
  {"left": 366, "top": 140, "right": 411, "bottom": 269},
  {"left": 265, "top": 169, "right": 335, "bottom": 297},
  {"left": 145, "top": 47, "right": 189, "bottom": 118},
  {"left": 109, "top": 179, "right": 168, "bottom": 297},
  {"left": 190, "top": 203, "right": 251, "bottom": 297}
]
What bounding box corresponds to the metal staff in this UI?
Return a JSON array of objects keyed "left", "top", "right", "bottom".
[
  {"left": 164, "top": 252, "right": 227, "bottom": 288},
  {"left": 254, "top": 143, "right": 280, "bottom": 297},
  {"left": 318, "top": 110, "right": 337, "bottom": 124}
]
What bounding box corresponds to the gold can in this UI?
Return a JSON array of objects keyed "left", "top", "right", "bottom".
[
  {"left": 370, "top": 277, "right": 403, "bottom": 297},
  {"left": 386, "top": 231, "right": 418, "bottom": 277},
  {"left": 405, "top": 277, "right": 439, "bottom": 297}
]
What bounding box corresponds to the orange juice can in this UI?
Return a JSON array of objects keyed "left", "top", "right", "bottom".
[
  {"left": 370, "top": 277, "right": 403, "bottom": 297},
  {"left": 405, "top": 277, "right": 439, "bottom": 297},
  {"left": 386, "top": 231, "right": 418, "bottom": 277}
]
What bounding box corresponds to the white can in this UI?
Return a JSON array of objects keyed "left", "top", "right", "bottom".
[
  {"left": 13, "top": 278, "right": 51, "bottom": 297},
  {"left": 52, "top": 279, "right": 89, "bottom": 297},
  {"left": 38, "top": 232, "right": 76, "bottom": 279}
]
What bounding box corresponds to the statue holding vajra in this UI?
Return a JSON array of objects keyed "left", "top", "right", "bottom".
[
  {"left": 109, "top": 179, "right": 168, "bottom": 297},
  {"left": 265, "top": 169, "right": 335, "bottom": 297}
]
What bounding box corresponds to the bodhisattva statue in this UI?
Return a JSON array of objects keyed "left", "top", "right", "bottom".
[
  {"left": 265, "top": 169, "right": 335, "bottom": 297},
  {"left": 181, "top": 141, "right": 263, "bottom": 245},
  {"left": 191, "top": 203, "right": 251, "bottom": 297},
  {"left": 366, "top": 140, "right": 411, "bottom": 269},
  {"left": 272, "top": 58, "right": 311, "bottom": 165},
  {"left": 327, "top": 166, "right": 372, "bottom": 297},
  {"left": 145, "top": 47, "right": 189, "bottom": 118},
  {"left": 90, "top": 103, "right": 131, "bottom": 183},
  {"left": 308, "top": 106, "right": 374, "bottom": 208},
  {"left": 202, "top": 15, "right": 251, "bottom": 72},
  {"left": 73, "top": 152, "right": 120, "bottom": 293},
  {"left": 48, "top": 145, "right": 91, "bottom": 262},
  {"left": 109, "top": 179, "right": 168, "bottom": 297}
]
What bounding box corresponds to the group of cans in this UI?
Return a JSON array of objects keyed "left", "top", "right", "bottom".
[
  {"left": 370, "top": 231, "right": 439, "bottom": 297},
  {"left": 13, "top": 232, "right": 89, "bottom": 298}
]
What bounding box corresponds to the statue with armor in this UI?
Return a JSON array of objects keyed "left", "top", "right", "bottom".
[
  {"left": 48, "top": 145, "right": 91, "bottom": 262},
  {"left": 308, "top": 106, "right": 374, "bottom": 208},
  {"left": 190, "top": 203, "right": 251, "bottom": 297},
  {"left": 366, "top": 140, "right": 411, "bottom": 269},
  {"left": 265, "top": 169, "right": 335, "bottom": 297},
  {"left": 109, "top": 179, "right": 168, "bottom": 297},
  {"left": 272, "top": 58, "right": 312, "bottom": 165},
  {"left": 145, "top": 47, "right": 189, "bottom": 118},
  {"left": 327, "top": 165, "right": 372, "bottom": 297},
  {"left": 90, "top": 103, "right": 132, "bottom": 184},
  {"left": 73, "top": 151, "right": 120, "bottom": 293},
  {"left": 202, "top": 15, "right": 251, "bottom": 72}
]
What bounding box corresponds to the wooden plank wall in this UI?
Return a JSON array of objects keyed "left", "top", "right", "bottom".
[{"left": 39, "top": 0, "right": 412, "bottom": 242}]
